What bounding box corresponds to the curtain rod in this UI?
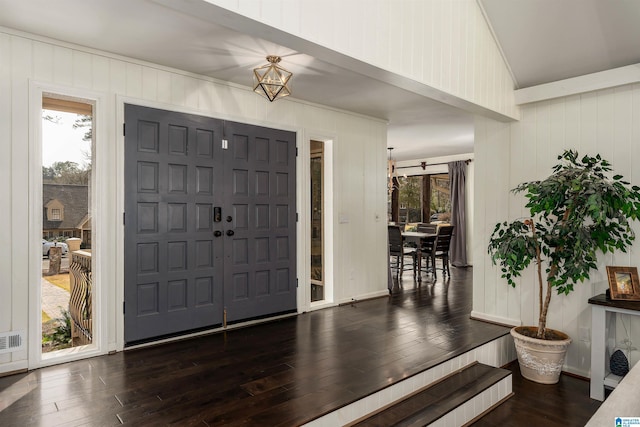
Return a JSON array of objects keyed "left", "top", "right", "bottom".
[{"left": 396, "top": 158, "right": 473, "bottom": 170}]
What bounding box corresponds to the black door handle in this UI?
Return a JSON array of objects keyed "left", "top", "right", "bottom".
[
  {"left": 214, "top": 230, "right": 222, "bottom": 237},
  {"left": 226, "top": 230, "right": 235, "bottom": 236}
]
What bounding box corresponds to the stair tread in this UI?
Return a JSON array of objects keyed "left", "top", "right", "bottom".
[{"left": 353, "top": 363, "right": 511, "bottom": 427}]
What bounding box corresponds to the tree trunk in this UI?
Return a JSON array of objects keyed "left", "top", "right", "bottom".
[
  {"left": 538, "top": 280, "right": 554, "bottom": 338},
  {"left": 536, "top": 209, "right": 573, "bottom": 338},
  {"left": 527, "top": 219, "right": 553, "bottom": 339}
]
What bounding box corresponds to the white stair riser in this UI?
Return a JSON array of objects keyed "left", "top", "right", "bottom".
[{"left": 304, "top": 334, "right": 516, "bottom": 427}]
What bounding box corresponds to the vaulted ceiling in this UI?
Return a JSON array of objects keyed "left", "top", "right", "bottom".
[
  {"left": 1, "top": 0, "right": 639, "bottom": 161},
  {"left": 480, "top": 0, "right": 640, "bottom": 89}
]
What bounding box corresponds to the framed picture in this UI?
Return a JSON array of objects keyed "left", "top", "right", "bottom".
[{"left": 606, "top": 266, "right": 640, "bottom": 301}]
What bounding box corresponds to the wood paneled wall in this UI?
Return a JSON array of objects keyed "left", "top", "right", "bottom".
[
  {"left": 0, "top": 29, "right": 389, "bottom": 373},
  {"left": 474, "top": 84, "right": 640, "bottom": 377}
]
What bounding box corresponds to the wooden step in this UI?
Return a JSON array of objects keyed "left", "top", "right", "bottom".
[{"left": 351, "top": 362, "right": 513, "bottom": 427}]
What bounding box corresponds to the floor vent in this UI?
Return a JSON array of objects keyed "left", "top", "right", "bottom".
[{"left": 0, "top": 331, "right": 25, "bottom": 354}]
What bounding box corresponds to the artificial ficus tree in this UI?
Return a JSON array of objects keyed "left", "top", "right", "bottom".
[{"left": 488, "top": 150, "right": 640, "bottom": 339}]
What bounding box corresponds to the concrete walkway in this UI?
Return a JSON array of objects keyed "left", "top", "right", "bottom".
[{"left": 41, "top": 277, "right": 70, "bottom": 321}]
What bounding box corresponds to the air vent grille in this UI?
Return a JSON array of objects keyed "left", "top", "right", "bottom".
[{"left": 0, "top": 331, "right": 25, "bottom": 354}]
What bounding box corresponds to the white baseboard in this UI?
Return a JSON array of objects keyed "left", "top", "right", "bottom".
[
  {"left": 337, "top": 290, "right": 389, "bottom": 306},
  {"left": 470, "top": 311, "right": 521, "bottom": 328},
  {"left": 0, "top": 360, "right": 28, "bottom": 376}
]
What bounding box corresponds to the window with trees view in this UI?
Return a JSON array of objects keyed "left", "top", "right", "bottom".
[
  {"left": 430, "top": 174, "right": 451, "bottom": 223},
  {"left": 41, "top": 96, "right": 94, "bottom": 353},
  {"left": 390, "top": 174, "right": 450, "bottom": 224},
  {"left": 42, "top": 107, "right": 91, "bottom": 186},
  {"left": 398, "top": 176, "right": 422, "bottom": 223}
]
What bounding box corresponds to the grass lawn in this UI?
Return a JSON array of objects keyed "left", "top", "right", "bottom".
[{"left": 44, "top": 273, "right": 70, "bottom": 292}]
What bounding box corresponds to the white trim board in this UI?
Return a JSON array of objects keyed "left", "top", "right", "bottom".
[
  {"left": 28, "top": 80, "right": 110, "bottom": 369},
  {"left": 515, "top": 63, "right": 640, "bottom": 105},
  {"left": 470, "top": 311, "right": 521, "bottom": 328}
]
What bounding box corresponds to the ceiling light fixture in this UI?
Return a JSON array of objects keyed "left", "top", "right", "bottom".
[{"left": 253, "top": 55, "right": 292, "bottom": 102}]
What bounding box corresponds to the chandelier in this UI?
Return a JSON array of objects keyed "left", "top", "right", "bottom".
[{"left": 253, "top": 55, "right": 292, "bottom": 102}]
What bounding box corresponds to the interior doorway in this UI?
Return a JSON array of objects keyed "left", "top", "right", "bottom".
[{"left": 40, "top": 96, "right": 95, "bottom": 356}]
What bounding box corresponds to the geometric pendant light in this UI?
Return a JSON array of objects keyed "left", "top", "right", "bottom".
[{"left": 253, "top": 55, "right": 293, "bottom": 102}]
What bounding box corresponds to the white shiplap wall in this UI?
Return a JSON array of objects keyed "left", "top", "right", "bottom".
[
  {"left": 0, "top": 29, "right": 389, "bottom": 373},
  {"left": 474, "top": 83, "right": 640, "bottom": 377},
  {"left": 205, "top": 0, "right": 519, "bottom": 121}
]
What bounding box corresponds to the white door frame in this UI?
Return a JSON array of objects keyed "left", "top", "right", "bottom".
[
  {"left": 28, "top": 81, "right": 109, "bottom": 369},
  {"left": 305, "top": 134, "right": 335, "bottom": 312},
  {"left": 114, "top": 97, "right": 307, "bottom": 350}
]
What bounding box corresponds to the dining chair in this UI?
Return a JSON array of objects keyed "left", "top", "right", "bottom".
[
  {"left": 427, "top": 225, "right": 455, "bottom": 278},
  {"left": 388, "top": 225, "right": 416, "bottom": 276},
  {"left": 416, "top": 225, "right": 454, "bottom": 277},
  {"left": 417, "top": 223, "right": 437, "bottom": 234},
  {"left": 414, "top": 223, "right": 438, "bottom": 274}
]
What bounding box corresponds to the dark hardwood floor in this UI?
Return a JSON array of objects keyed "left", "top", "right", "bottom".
[
  {"left": 471, "top": 361, "right": 601, "bottom": 427},
  {"left": 0, "top": 266, "right": 600, "bottom": 426}
]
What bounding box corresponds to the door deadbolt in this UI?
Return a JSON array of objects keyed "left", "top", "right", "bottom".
[{"left": 226, "top": 216, "right": 233, "bottom": 222}]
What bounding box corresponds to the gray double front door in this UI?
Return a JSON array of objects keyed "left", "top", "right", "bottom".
[{"left": 124, "top": 105, "right": 296, "bottom": 344}]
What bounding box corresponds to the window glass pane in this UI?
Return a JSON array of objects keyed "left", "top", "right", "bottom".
[
  {"left": 310, "top": 140, "right": 324, "bottom": 302},
  {"left": 41, "top": 99, "right": 93, "bottom": 352},
  {"left": 430, "top": 174, "right": 451, "bottom": 222},
  {"left": 398, "top": 176, "right": 422, "bottom": 223}
]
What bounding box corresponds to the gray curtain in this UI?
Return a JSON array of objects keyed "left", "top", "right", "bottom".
[{"left": 448, "top": 161, "right": 468, "bottom": 267}]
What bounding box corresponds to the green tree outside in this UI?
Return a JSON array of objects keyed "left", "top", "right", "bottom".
[
  {"left": 398, "top": 176, "right": 422, "bottom": 223},
  {"left": 42, "top": 161, "right": 90, "bottom": 185}
]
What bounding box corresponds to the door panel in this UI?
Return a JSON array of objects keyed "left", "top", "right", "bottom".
[
  {"left": 223, "top": 121, "right": 297, "bottom": 322},
  {"left": 124, "top": 105, "right": 224, "bottom": 343},
  {"left": 124, "top": 106, "right": 296, "bottom": 343}
]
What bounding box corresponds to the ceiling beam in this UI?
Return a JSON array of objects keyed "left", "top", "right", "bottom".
[{"left": 515, "top": 63, "right": 640, "bottom": 105}]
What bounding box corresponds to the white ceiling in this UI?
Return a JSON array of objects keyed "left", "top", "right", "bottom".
[
  {"left": 480, "top": 0, "right": 640, "bottom": 89},
  {"left": 1, "top": 0, "right": 639, "bottom": 161}
]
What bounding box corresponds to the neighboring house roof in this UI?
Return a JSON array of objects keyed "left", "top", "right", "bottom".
[
  {"left": 43, "top": 183, "right": 89, "bottom": 231},
  {"left": 77, "top": 213, "right": 91, "bottom": 230}
]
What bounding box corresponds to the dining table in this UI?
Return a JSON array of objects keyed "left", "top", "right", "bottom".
[{"left": 401, "top": 231, "right": 436, "bottom": 281}]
